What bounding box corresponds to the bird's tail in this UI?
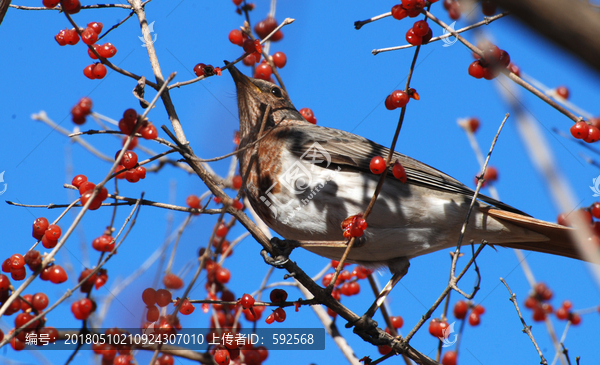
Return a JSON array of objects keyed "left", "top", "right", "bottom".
[{"left": 487, "top": 209, "right": 580, "bottom": 260}]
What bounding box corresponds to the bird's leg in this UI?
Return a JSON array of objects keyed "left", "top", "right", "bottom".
[
  {"left": 260, "top": 237, "right": 300, "bottom": 267},
  {"left": 353, "top": 257, "right": 410, "bottom": 332}
]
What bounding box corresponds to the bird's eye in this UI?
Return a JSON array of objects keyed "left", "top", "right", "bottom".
[{"left": 271, "top": 87, "right": 283, "bottom": 98}]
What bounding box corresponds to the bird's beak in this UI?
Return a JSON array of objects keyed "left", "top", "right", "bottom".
[{"left": 226, "top": 61, "right": 261, "bottom": 93}]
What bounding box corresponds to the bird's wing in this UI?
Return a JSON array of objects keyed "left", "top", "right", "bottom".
[{"left": 285, "top": 124, "right": 526, "bottom": 215}]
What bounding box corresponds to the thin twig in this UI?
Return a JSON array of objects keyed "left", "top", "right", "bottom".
[{"left": 500, "top": 278, "right": 548, "bottom": 365}]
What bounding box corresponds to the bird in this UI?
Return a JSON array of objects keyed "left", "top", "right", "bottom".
[{"left": 227, "top": 64, "right": 578, "bottom": 274}]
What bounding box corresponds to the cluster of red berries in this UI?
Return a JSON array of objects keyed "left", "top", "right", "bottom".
[
  {"left": 453, "top": 300, "right": 486, "bottom": 326},
  {"left": 468, "top": 43, "right": 511, "bottom": 80},
  {"left": 118, "top": 108, "right": 158, "bottom": 140},
  {"left": 79, "top": 267, "right": 108, "bottom": 293},
  {"left": 369, "top": 157, "right": 408, "bottom": 182},
  {"left": 6, "top": 291, "right": 59, "bottom": 351},
  {"left": 32, "top": 217, "right": 63, "bottom": 249},
  {"left": 71, "top": 297, "right": 94, "bottom": 320},
  {"left": 92, "top": 233, "right": 115, "bottom": 253},
  {"left": 385, "top": 90, "right": 410, "bottom": 110},
  {"left": 442, "top": 0, "right": 460, "bottom": 20},
  {"left": 193, "top": 63, "right": 221, "bottom": 78},
  {"left": 322, "top": 262, "right": 372, "bottom": 317},
  {"left": 406, "top": 20, "right": 433, "bottom": 46},
  {"left": 71, "top": 97, "right": 93, "bottom": 125},
  {"left": 341, "top": 214, "right": 368, "bottom": 239},
  {"left": 377, "top": 315, "right": 405, "bottom": 355},
  {"left": 142, "top": 287, "right": 174, "bottom": 322},
  {"left": 264, "top": 289, "right": 288, "bottom": 324},
  {"left": 474, "top": 166, "right": 498, "bottom": 188},
  {"left": 524, "top": 282, "right": 554, "bottom": 322},
  {"left": 391, "top": 0, "right": 432, "bottom": 20},
  {"left": 72, "top": 174, "right": 109, "bottom": 210},
  {"left": 54, "top": 28, "right": 80, "bottom": 46},
  {"left": 555, "top": 300, "right": 582, "bottom": 325},
  {"left": 43, "top": 0, "right": 80, "bottom": 13},
  {"left": 569, "top": 120, "right": 600, "bottom": 143},
  {"left": 114, "top": 150, "right": 147, "bottom": 183},
  {"left": 253, "top": 52, "right": 287, "bottom": 81}
]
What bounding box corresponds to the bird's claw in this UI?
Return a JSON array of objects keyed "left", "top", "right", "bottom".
[{"left": 260, "top": 238, "right": 299, "bottom": 268}]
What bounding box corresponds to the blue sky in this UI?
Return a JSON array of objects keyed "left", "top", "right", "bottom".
[{"left": 1, "top": 1, "right": 599, "bottom": 364}]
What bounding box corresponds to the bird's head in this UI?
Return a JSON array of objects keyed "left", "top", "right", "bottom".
[{"left": 228, "top": 63, "right": 304, "bottom": 138}]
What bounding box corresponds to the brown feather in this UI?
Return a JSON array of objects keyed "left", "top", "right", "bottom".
[{"left": 486, "top": 209, "right": 579, "bottom": 259}]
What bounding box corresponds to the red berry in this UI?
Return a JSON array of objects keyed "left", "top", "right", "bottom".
[
  {"left": 413, "top": 20, "right": 429, "bottom": 37},
  {"left": 556, "top": 85, "right": 569, "bottom": 99},
  {"left": 140, "top": 123, "right": 158, "bottom": 139},
  {"left": 142, "top": 288, "right": 156, "bottom": 306},
  {"left": 232, "top": 0, "right": 242, "bottom": 5},
  {"left": 405, "top": 28, "right": 423, "bottom": 46},
  {"left": 48, "top": 265, "right": 68, "bottom": 284},
  {"left": 214, "top": 348, "right": 230, "bottom": 365},
  {"left": 473, "top": 304, "right": 485, "bottom": 315},
  {"left": 32, "top": 292, "right": 49, "bottom": 310},
  {"left": 98, "top": 43, "right": 117, "bottom": 58},
  {"left": 442, "top": 351, "right": 457, "bottom": 365},
  {"left": 468, "top": 60, "right": 485, "bottom": 79},
  {"left": 32, "top": 217, "right": 50, "bottom": 240},
  {"left": 155, "top": 289, "right": 172, "bottom": 307},
  {"left": 242, "top": 53, "right": 257, "bottom": 66},
  {"left": 272, "top": 52, "right": 287, "bottom": 68},
  {"left": 228, "top": 29, "right": 244, "bottom": 46},
  {"left": 468, "top": 117, "right": 480, "bottom": 133},
  {"left": 0, "top": 274, "right": 10, "bottom": 293},
  {"left": 232, "top": 175, "right": 243, "bottom": 190},
  {"left": 55, "top": 29, "right": 67, "bottom": 46},
  {"left": 215, "top": 267, "right": 231, "bottom": 284},
  {"left": 254, "top": 17, "right": 278, "bottom": 39},
  {"left": 385, "top": 95, "right": 396, "bottom": 110},
  {"left": 87, "top": 22, "right": 103, "bottom": 34},
  {"left": 370, "top": 156, "right": 386, "bottom": 174},
  {"left": 62, "top": 0, "right": 81, "bottom": 14},
  {"left": 591, "top": 202, "right": 600, "bottom": 219},
  {"left": 163, "top": 273, "right": 184, "bottom": 290},
  {"left": 254, "top": 62, "right": 272, "bottom": 80},
  {"left": 570, "top": 121, "right": 590, "bottom": 139},
  {"left": 270, "top": 288, "right": 288, "bottom": 303},
  {"left": 243, "top": 39, "right": 257, "bottom": 54},
  {"left": 43, "top": 0, "right": 60, "bottom": 8},
  {"left": 83, "top": 64, "right": 96, "bottom": 79},
  {"left": 299, "top": 108, "right": 317, "bottom": 124},
  {"left": 584, "top": 125, "right": 600, "bottom": 143},
  {"left": 134, "top": 166, "right": 146, "bottom": 180},
  {"left": 468, "top": 312, "right": 481, "bottom": 326},
  {"left": 391, "top": 5, "right": 408, "bottom": 20},
  {"left": 44, "top": 224, "right": 62, "bottom": 241},
  {"left": 390, "top": 90, "right": 409, "bottom": 108},
  {"left": 186, "top": 195, "right": 201, "bottom": 209},
  {"left": 78, "top": 97, "right": 92, "bottom": 114},
  {"left": 81, "top": 28, "right": 98, "bottom": 45},
  {"left": 10, "top": 254, "right": 25, "bottom": 270},
  {"left": 570, "top": 312, "right": 582, "bottom": 325},
  {"left": 64, "top": 28, "right": 80, "bottom": 45},
  {"left": 525, "top": 296, "right": 538, "bottom": 309},
  {"left": 241, "top": 293, "right": 255, "bottom": 309},
  {"left": 92, "top": 63, "right": 107, "bottom": 79},
  {"left": 532, "top": 306, "right": 546, "bottom": 321},
  {"left": 556, "top": 307, "right": 569, "bottom": 320},
  {"left": 120, "top": 151, "right": 138, "bottom": 169},
  {"left": 11, "top": 267, "right": 26, "bottom": 281},
  {"left": 390, "top": 315, "right": 404, "bottom": 329},
  {"left": 216, "top": 223, "right": 229, "bottom": 237},
  {"left": 179, "top": 298, "right": 195, "bottom": 315},
  {"left": 273, "top": 307, "right": 286, "bottom": 322},
  {"left": 453, "top": 300, "right": 468, "bottom": 319},
  {"left": 483, "top": 166, "right": 498, "bottom": 182},
  {"left": 88, "top": 44, "right": 100, "bottom": 59},
  {"left": 392, "top": 162, "right": 407, "bottom": 183},
  {"left": 193, "top": 63, "right": 206, "bottom": 77}
]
